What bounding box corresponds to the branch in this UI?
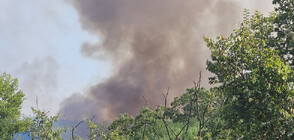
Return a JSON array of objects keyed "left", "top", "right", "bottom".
[
  {"left": 185, "top": 71, "right": 202, "bottom": 136},
  {"left": 175, "top": 122, "right": 188, "bottom": 139},
  {"left": 202, "top": 103, "right": 210, "bottom": 123},
  {"left": 143, "top": 94, "right": 174, "bottom": 140},
  {"left": 72, "top": 120, "right": 85, "bottom": 140},
  {"left": 152, "top": 125, "right": 161, "bottom": 139},
  {"left": 193, "top": 71, "right": 205, "bottom": 137},
  {"left": 142, "top": 96, "right": 150, "bottom": 107},
  {"left": 153, "top": 109, "right": 174, "bottom": 140},
  {"left": 90, "top": 115, "right": 95, "bottom": 121},
  {"left": 163, "top": 87, "right": 170, "bottom": 110}
]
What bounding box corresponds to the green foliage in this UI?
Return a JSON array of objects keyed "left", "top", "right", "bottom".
[
  {"left": 0, "top": 73, "right": 30, "bottom": 139},
  {"left": 1, "top": 1, "right": 293, "bottom": 140},
  {"left": 29, "top": 108, "right": 65, "bottom": 140},
  {"left": 108, "top": 113, "right": 134, "bottom": 139},
  {"left": 166, "top": 87, "right": 218, "bottom": 139},
  {"left": 132, "top": 107, "right": 158, "bottom": 139},
  {"left": 205, "top": 9, "right": 294, "bottom": 139},
  {"left": 82, "top": 3, "right": 294, "bottom": 138},
  {"left": 87, "top": 119, "right": 107, "bottom": 140},
  {"left": 98, "top": 87, "right": 217, "bottom": 140},
  {"left": 107, "top": 108, "right": 164, "bottom": 139},
  {"left": 166, "top": 88, "right": 215, "bottom": 122},
  {"left": 272, "top": 0, "right": 294, "bottom": 67}
]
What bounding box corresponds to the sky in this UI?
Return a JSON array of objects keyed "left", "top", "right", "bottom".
[
  {"left": 0, "top": 0, "right": 111, "bottom": 115},
  {"left": 0, "top": 0, "right": 274, "bottom": 116}
]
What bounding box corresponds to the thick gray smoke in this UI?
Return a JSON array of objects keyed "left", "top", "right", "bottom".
[{"left": 60, "top": 0, "right": 242, "bottom": 122}]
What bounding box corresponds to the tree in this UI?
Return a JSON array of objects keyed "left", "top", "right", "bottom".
[
  {"left": 205, "top": 9, "right": 294, "bottom": 139},
  {"left": 272, "top": 0, "right": 294, "bottom": 68},
  {"left": 166, "top": 87, "right": 217, "bottom": 139},
  {"left": 87, "top": 118, "right": 107, "bottom": 140},
  {"left": 0, "top": 73, "right": 30, "bottom": 139},
  {"left": 108, "top": 113, "right": 134, "bottom": 139},
  {"left": 29, "top": 108, "right": 65, "bottom": 140}
]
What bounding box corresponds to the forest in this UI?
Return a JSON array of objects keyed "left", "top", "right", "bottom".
[{"left": 0, "top": 0, "right": 293, "bottom": 139}]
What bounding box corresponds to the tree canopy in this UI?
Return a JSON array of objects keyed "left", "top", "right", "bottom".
[
  {"left": 0, "top": 0, "right": 293, "bottom": 139},
  {"left": 0, "top": 73, "right": 29, "bottom": 139},
  {"left": 205, "top": 9, "right": 294, "bottom": 139}
]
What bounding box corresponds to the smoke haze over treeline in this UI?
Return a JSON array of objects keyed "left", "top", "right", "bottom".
[{"left": 60, "top": 0, "right": 273, "bottom": 122}]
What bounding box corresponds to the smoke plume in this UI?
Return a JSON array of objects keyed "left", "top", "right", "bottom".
[
  {"left": 16, "top": 56, "right": 60, "bottom": 114},
  {"left": 60, "top": 0, "right": 242, "bottom": 122}
]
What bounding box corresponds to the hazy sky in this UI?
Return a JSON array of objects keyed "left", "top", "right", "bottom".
[
  {"left": 0, "top": 0, "right": 274, "bottom": 116},
  {"left": 0, "top": 0, "right": 111, "bottom": 115}
]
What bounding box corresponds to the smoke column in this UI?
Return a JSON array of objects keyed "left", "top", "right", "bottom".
[{"left": 60, "top": 0, "right": 242, "bottom": 122}]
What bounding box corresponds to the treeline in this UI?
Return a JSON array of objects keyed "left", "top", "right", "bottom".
[{"left": 1, "top": 0, "right": 293, "bottom": 139}]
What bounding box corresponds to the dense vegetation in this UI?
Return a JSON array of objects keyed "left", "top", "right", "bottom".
[{"left": 1, "top": 0, "right": 293, "bottom": 139}]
